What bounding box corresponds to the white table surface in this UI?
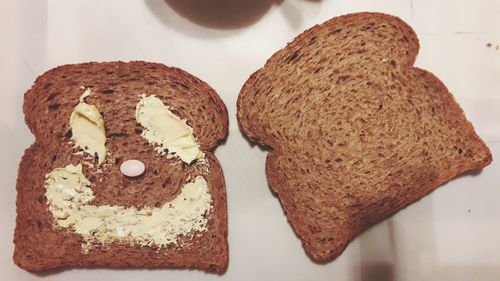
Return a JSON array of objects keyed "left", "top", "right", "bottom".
[{"left": 1, "top": 0, "right": 499, "bottom": 280}]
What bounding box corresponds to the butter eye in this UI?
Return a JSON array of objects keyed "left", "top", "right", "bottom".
[
  {"left": 69, "top": 88, "right": 107, "bottom": 166},
  {"left": 134, "top": 95, "right": 204, "bottom": 164}
]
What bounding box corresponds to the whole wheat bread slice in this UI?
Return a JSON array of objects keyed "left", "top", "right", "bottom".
[
  {"left": 237, "top": 12, "right": 492, "bottom": 262},
  {"left": 14, "top": 61, "right": 229, "bottom": 273}
]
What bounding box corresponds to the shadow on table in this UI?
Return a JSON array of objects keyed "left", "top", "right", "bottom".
[
  {"left": 357, "top": 220, "right": 398, "bottom": 281},
  {"left": 144, "top": 0, "right": 322, "bottom": 38},
  {"left": 357, "top": 197, "right": 437, "bottom": 281},
  {"left": 164, "top": 0, "right": 282, "bottom": 29}
]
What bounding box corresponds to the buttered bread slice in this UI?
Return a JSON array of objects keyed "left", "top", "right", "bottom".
[{"left": 14, "top": 61, "right": 229, "bottom": 273}]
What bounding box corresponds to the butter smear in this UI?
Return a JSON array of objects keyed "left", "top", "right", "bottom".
[
  {"left": 135, "top": 95, "right": 204, "bottom": 164},
  {"left": 45, "top": 164, "right": 212, "bottom": 249},
  {"left": 70, "top": 88, "right": 107, "bottom": 165}
]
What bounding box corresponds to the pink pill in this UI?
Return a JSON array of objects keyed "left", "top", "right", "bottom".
[{"left": 120, "top": 159, "right": 145, "bottom": 177}]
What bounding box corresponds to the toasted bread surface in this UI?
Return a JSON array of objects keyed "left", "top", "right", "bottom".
[{"left": 237, "top": 12, "right": 492, "bottom": 261}]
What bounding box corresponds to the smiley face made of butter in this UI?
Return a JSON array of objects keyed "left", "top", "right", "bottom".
[{"left": 44, "top": 88, "right": 213, "bottom": 252}]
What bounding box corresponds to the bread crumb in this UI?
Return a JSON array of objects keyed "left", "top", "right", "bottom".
[
  {"left": 467, "top": 209, "right": 471, "bottom": 213},
  {"left": 486, "top": 43, "right": 492, "bottom": 48},
  {"left": 81, "top": 242, "right": 92, "bottom": 254}
]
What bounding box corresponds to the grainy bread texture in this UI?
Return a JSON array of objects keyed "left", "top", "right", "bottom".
[
  {"left": 237, "top": 13, "right": 492, "bottom": 262},
  {"left": 14, "top": 61, "right": 229, "bottom": 273}
]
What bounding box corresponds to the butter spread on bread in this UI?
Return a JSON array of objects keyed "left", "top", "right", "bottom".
[
  {"left": 135, "top": 95, "right": 204, "bottom": 164},
  {"left": 14, "top": 61, "right": 229, "bottom": 273},
  {"left": 45, "top": 164, "right": 212, "bottom": 251},
  {"left": 69, "top": 89, "right": 107, "bottom": 165},
  {"left": 47, "top": 91, "right": 212, "bottom": 252}
]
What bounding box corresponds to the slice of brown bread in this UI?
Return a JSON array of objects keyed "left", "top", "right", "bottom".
[
  {"left": 14, "top": 61, "right": 229, "bottom": 273},
  {"left": 237, "top": 12, "right": 492, "bottom": 262}
]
